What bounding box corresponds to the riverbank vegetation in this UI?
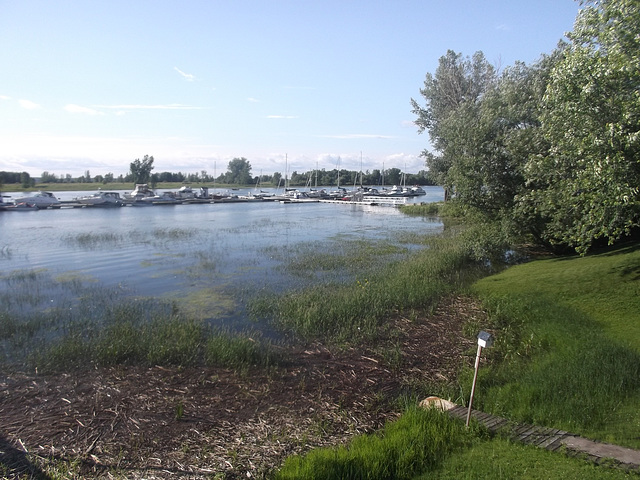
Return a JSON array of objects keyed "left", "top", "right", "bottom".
[{"left": 412, "top": 0, "right": 640, "bottom": 256}]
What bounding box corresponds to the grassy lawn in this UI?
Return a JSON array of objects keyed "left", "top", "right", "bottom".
[{"left": 472, "top": 243, "right": 640, "bottom": 448}]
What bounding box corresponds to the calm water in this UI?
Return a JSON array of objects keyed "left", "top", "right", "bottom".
[{"left": 0, "top": 186, "right": 444, "bottom": 324}]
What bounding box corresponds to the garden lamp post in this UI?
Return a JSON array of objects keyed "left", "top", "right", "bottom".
[{"left": 466, "top": 330, "right": 494, "bottom": 427}]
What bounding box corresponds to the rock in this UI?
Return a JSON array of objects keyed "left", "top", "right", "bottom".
[{"left": 419, "top": 396, "right": 456, "bottom": 411}]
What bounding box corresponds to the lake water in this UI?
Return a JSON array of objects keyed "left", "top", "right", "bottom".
[{"left": 0, "top": 186, "right": 444, "bottom": 326}]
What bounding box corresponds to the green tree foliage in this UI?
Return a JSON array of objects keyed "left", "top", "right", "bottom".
[
  {"left": 129, "top": 155, "right": 155, "bottom": 184},
  {"left": 20, "top": 172, "right": 34, "bottom": 188},
  {"left": 449, "top": 55, "right": 559, "bottom": 215},
  {"left": 522, "top": 0, "right": 640, "bottom": 253},
  {"left": 413, "top": 0, "right": 640, "bottom": 254},
  {"left": 411, "top": 50, "right": 496, "bottom": 191},
  {"left": 40, "top": 171, "right": 58, "bottom": 183},
  {"left": 224, "top": 157, "right": 253, "bottom": 185}
]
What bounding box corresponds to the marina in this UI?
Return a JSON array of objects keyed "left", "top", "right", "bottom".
[{"left": 0, "top": 184, "right": 434, "bottom": 210}]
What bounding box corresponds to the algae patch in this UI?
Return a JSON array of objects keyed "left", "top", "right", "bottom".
[{"left": 167, "top": 287, "right": 237, "bottom": 320}]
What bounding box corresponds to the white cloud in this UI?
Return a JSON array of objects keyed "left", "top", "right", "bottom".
[
  {"left": 496, "top": 24, "right": 511, "bottom": 31},
  {"left": 247, "top": 97, "right": 260, "bottom": 103},
  {"left": 93, "top": 103, "right": 203, "bottom": 110},
  {"left": 0, "top": 95, "right": 10, "bottom": 101},
  {"left": 266, "top": 115, "right": 298, "bottom": 119},
  {"left": 174, "top": 67, "right": 196, "bottom": 81},
  {"left": 18, "top": 99, "right": 40, "bottom": 110},
  {"left": 64, "top": 104, "right": 103, "bottom": 115}
]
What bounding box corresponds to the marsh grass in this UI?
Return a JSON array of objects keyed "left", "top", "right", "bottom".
[
  {"left": 0, "top": 244, "right": 12, "bottom": 259},
  {"left": 399, "top": 202, "right": 442, "bottom": 217},
  {"left": 0, "top": 272, "right": 280, "bottom": 373},
  {"left": 63, "top": 228, "right": 196, "bottom": 251},
  {"left": 472, "top": 244, "right": 640, "bottom": 448},
  {"left": 205, "top": 329, "right": 282, "bottom": 372},
  {"left": 26, "top": 311, "right": 282, "bottom": 373},
  {"left": 275, "top": 407, "right": 481, "bottom": 480},
  {"left": 250, "top": 229, "right": 490, "bottom": 344},
  {"left": 264, "top": 239, "right": 407, "bottom": 282},
  {"left": 65, "top": 232, "right": 122, "bottom": 248}
]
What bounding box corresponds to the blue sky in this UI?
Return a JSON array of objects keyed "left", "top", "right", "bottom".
[{"left": 0, "top": 0, "right": 581, "bottom": 178}]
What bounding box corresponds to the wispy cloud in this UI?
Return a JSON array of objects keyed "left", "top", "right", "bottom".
[
  {"left": 19, "top": 99, "right": 40, "bottom": 110},
  {"left": 64, "top": 104, "right": 103, "bottom": 115},
  {"left": 247, "top": 97, "right": 260, "bottom": 103},
  {"left": 174, "top": 67, "right": 196, "bottom": 81},
  {"left": 93, "top": 104, "right": 203, "bottom": 110},
  {"left": 266, "top": 115, "right": 298, "bottom": 119},
  {"left": 496, "top": 24, "right": 511, "bottom": 31},
  {"left": 0, "top": 95, "right": 10, "bottom": 101},
  {"left": 319, "top": 133, "right": 394, "bottom": 139}
]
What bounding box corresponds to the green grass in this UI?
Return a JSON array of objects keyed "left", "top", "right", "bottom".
[
  {"left": 276, "top": 405, "right": 637, "bottom": 480},
  {"left": 471, "top": 243, "right": 640, "bottom": 448},
  {"left": 399, "top": 202, "right": 442, "bottom": 216},
  {"left": 275, "top": 407, "right": 481, "bottom": 480},
  {"left": 426, "top": 435, "right": 638, "bottom": 479}
]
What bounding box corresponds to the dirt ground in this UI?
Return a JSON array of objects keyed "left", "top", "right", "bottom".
[{"left": 0, "top": 296, "right": 485, "bottom": 479}]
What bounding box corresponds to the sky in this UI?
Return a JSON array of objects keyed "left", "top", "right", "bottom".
[{"left": 0, "top": 0, "right": 583, "bottom": 178}]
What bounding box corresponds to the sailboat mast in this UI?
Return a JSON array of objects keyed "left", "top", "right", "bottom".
[{"left": 285, "top": 154, "right": 289, "bottom": 189}]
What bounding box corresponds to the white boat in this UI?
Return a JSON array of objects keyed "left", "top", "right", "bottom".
[
  {"left": 409, "top": 186, "right": 426, "bottom": 196},
  {"left": 75, "top": 191, "right": 124, "bottom": 207},
  {"left": 124, "top": 184, "right": 156, "bottom": 201},
  {"left": 12, "top": 191, "right": 61, "bottom": 209},
  {"left": 175, "top": 185, "right": 196, "bottom": 200}
]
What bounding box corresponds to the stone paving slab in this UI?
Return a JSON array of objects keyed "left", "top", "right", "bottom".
[{"left": 561, "top": 436, "right": 640, "bottom": 468}]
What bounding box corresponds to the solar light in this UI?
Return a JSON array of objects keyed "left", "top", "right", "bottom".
[{"left": 466, "top": 331, "right": 494, "bottom": 427}]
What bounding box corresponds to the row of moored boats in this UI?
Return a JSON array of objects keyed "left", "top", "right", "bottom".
[{"left": 0, "top": 184, "right": 427, "bottom": 211}]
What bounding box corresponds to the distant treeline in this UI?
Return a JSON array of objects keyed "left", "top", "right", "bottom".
[{"left": 1, "top": 168, "right": 434, "bottom": 188}]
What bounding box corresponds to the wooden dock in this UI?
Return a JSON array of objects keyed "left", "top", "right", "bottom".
[{"left": 447, "top": 405, "right": 640, "bottom": 471}]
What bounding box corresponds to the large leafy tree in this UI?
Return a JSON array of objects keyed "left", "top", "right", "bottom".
[
  {"left": 522, "top": 0, "right": 640, "bottom": 253},
  {"left": 129, "top": 155, "right": 155, "bottom": 184},
  {"left": 224, "top": 157, "right": 253, "bottom": 185},
  {"left": 411, "top": 50, "right": 496, "bottom": 194}
]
